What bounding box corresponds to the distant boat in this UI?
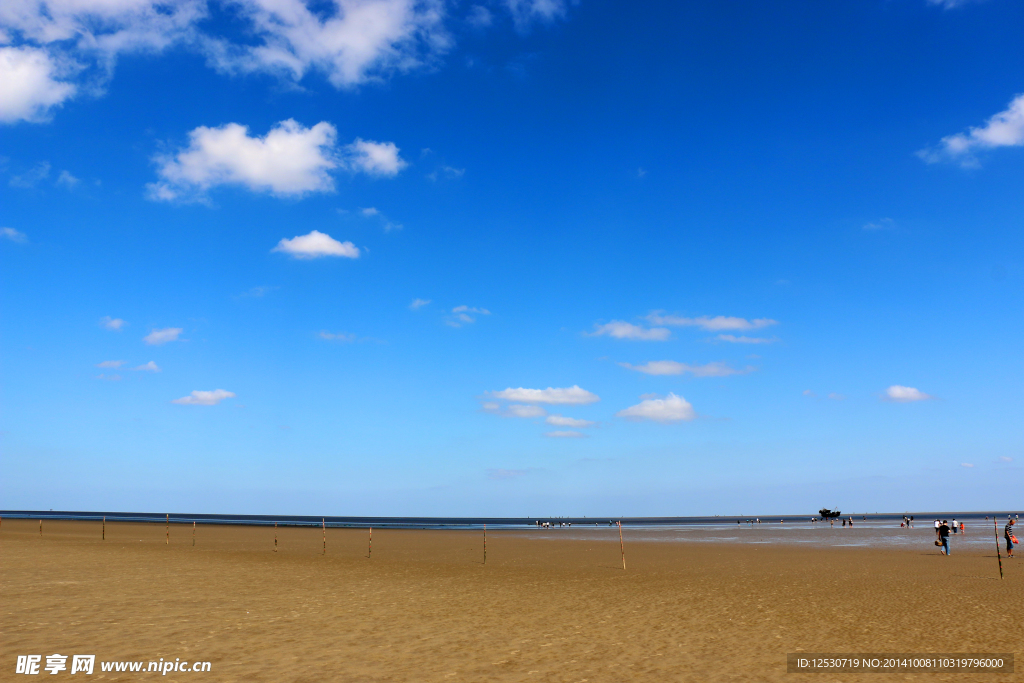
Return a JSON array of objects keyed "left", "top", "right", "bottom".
[{"left": 818, "top": 508, "right": 841, "bottom": 518}]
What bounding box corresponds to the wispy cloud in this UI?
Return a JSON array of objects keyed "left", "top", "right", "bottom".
[
  {"left": 172, "top": 389, "right": 236, "bottom": 406},
  {"left": 237, "top": 285, "right": 277, "bottom": 298},
  {"left": 488, "top": 468, "right": 531, "bottom": 480},
  {"left": 319, "top": 331, "right": 357, "bottom": 342},
  {"left": 827, "top": 392, "right": 845, "bottom": 401},
  {"left": 447, "top": 305, "right": 490, "bottom": 327},
  {"left": 359, "top": 206, "right": 402, "bottom": 232},
  {"left": 272, "top": 230, "right": 359, "bottom": 259},
  {"left": 409, "top": 298, "right": 431, "bottom": 310},
  {"left": 646, "top": 313, "right": 778, "bottom": 331},
  {"left": 1, "top": 227, "right": 28, "bottom": 243},
  {"left": 8, "top": 161, "right": 51, "bottom": 188},
  {"left": 94, "top": 373, "right": 122, "bottom": 381},
  {"left": 96, "top": 360, "right": 126, "bottom": 369},
  {"left": 918, "top": 93, "right": 1024, "bottom": 167},
  {"left": 544, "top": 430, "right": 586, "bottom": 438},
  {"left": 884, "top": 385, "right": 934, "bottom": 402},
  {"left": 619, "top": 360, "right": 750, "bottom": 377},
  {"left": 100, "top": 316, "right": 126, "bottom": 331},
  {"left": 863, "top": 217, "right": 895, "bottom": 231},
  {"left": 545, "top": 415, "right": 596, "bottom": 428},
  {"left": 617, "top": 393, "right": 696, "bottom": 423},
  {"left": 133, "top": 361, "right": 161, "bottom": 372},
  {"left": 56, "top": 170, "right": 79, "bottom": 187},
  {"left": 426, "top": 165, "right": 465, "bottom": 181},
  {"left": 144, "top": 327, "right": 182, "bottom": 345},
  {"left": 489, "top": 386, "right": 599, "bottom": 405},
  {"left": 589, "top": 321, "right": 670, "bottom": 341},
  {"left": 715, "top": 334, "right": 778, "bottom": 344},
  {"left": 961, "top": 463, "right": 974, "bottom": 468}
]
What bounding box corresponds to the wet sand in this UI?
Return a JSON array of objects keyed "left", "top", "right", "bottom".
[{"left": 1, "top": 519, "right": 1020, "bottom": 682}]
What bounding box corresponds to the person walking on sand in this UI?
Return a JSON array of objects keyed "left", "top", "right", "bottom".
[
  {"left": 937, "top": 520, "right": 951, "bottom": 555},
  {"left": 959, "top": 521, "right": 965, "bottom": 535},
  {"left": 951, "top": 518, "right": 958, "bottom": 534},
  {"left": 1005, "top": 518, "right": 1016, "bottom": 558}
]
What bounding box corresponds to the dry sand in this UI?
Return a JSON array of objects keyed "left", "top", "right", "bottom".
[{"left": 1, "top": 519, "right": 1020, "bottom": 682}]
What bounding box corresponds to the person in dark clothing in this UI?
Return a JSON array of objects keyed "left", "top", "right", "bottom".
[
  {"left": 1006, "top": 519, "right": 1016, "bottom": 558},
  {"left": 937, "top": 520, "right": 951, "bottom": 555}
]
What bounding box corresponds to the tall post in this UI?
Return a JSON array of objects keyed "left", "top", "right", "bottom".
[
  {"left": 274, "top": 522, "right": 278, "bottom": 552},
  {"left": 368, "top": 527, "right": 372, "bottom": 559},
  {"left": 102, "top": 516, "right": 105, "bottom": 541},
  {"left": 192, "top": 521, "right": 196, "bottom": 547},
  {"left": 166, "top": 514, "right": 169, "bottom": 545},
  {"left": 618, "top": 520, "right": 626, "bottom": 571},
  {"left": 995, "top": 517, "right": 1004, "bottom": 580},
  {"left": 483, "top": 523, "right": 487, "bottom": 565},
  {"left": 39, "top": 519, "right": 42, "bottom": 536},
  {"left": 322, "top": 518, "right": 326, "bottom": 556}
]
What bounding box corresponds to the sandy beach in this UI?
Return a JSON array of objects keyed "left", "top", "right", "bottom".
[{"left": 2, "top": 519, "right": 1020, "bottom": 682}]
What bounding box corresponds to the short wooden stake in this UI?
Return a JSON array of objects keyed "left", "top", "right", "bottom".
[
  {"left": 39, "top": 519, "right": 42, "bottom": 536},
  {"left": 102, "top": 516, "right": 105, "bottom": 541},
  {"left": 618, "top": 520, "right": 626, "bottom": 571},
  {"left": 483, "top": 523, "right": 487, "bottom": 565},
  {"left": 995, "top": 518, "right": 1004, "bottom": 580},
  {"left": 165, "top": 513, "right": 169, "bottom": 544},
  {"left": 322, "top": 518, "right": 326, "bottom": 555},
  {"left": 274, "top": 522, "right": 278, "bottom": 552},
  {"left": 368, "top": 527, "right": 372, "bottom": 559},
  {"left": 192, "top": 521, "right": 196, "bottom": 547}
]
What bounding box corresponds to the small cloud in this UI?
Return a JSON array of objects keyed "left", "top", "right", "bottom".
[
  {"left": 345, "top": 138, "right": 407, "bottom": 177},
  {"left": 133, "top": 361, "right": 161, "bottom": 372},
  {"left": 715, "top": 334, "right": 778, "bottom": 344},
  {"left": 56, "top": 170, "right": 79, "bottom": 187},
  {"left": 9, "top": 161, "right": 50, "bottom": 188},
  {"left": 999, "top": 456, "right": 1013, "bottom": 462},
  {"left": 144, "top": 327, "right": 182, "bottom": 345},
  {"left": 409, "top": 298, "right": 431, "bottom": 310},
  {"left": 827, "top": 393, "right": 846, "bottom": 401},
  {"left": 426, "top": 165, "right": 465, "bottom": 181},
  {"left": 802, "top": 389, "right": 816, "bottom": 397},
  {"left": 357, "top": 206, "right": 402, "bottom": 232},
  {"left": 619, "top": 360, "right": 749, "bottom": 377},
  {"left": 884, "top": 385, "right": 934, "bottom": 402},
  {"left": 636, "top": 167, "right": 647, "bottom": 178},
  {"left": 589, "top": 321, "right": 670, "bottom": 341},
  {"left": 863, "top": 217, "right": 895, "bottom": 231},
  {"left": 647, "top": 313, "right": 778, "bottom": 331},
  {"left": 507, "top": 404, "right": 546, "bottom": 418},
  {"left": 172, "top": 389, "right": 236, "bottom": 406},
  {"left": 489, "top": 386, "right": 599, "bottom": 405},
  {"left": 466, "top": 5, "right": 493, "bottom": 27},
  {"left": 446, "top": 305, "right": 490, "bottom": 327},
  {"left": 544, "top": 430, "right": 586, "bottom": 438},
  {"left": 319, "top": 331, "right": 356, "bottom": 342},
  {"left": 99, "top": 316, "right": 126, "bottom": 331},
  {"left": 360, "top": 207, "right": 380, "bottom": 216},
  {"left": 617, "top": 393, "right": 696, "bottom": 423},
  {"left": 95, "top": 360, "right": 126, "bottom": 369},
  {"left": 918, "top": 93, "right": 1024, "bottom": 167},
  {"left": 488, "top": 468, "right": 530, "bottom": 480},
  {"left": 94, "top": 373, "right": 122, "bottom": 381},
  {"left": 961, "top": 463, "right": 974, "bottom": 468},
  {"left": 272, "top": 230, "right": 359, "bottom": 259},
  {"left": 1, "top": 227, "right": 28, "bottom": 243},
  {"left": 545, "top": 415, "right": 596, "bottom": 428}
]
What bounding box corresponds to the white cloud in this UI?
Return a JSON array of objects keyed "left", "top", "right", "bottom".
[
  {"left": 545, "top": 415, "right": 595, "bottom": 428},
  {"left": 273, "top": 230, "right": 359, "bottom": 259},
  {"left": 506, "top": 404, "right": 546, "bottom": 418},
  {"left": 490, "top": 385, "right": 599, "bottom": 405},
  {"left": 409, "top": 298, "right": 431, "bottom": 310},
  {"left": 715, "top": 334, "right": 778, "bottom": 344},
  {"left": 919, "top": 94, "right": 1024, "bottom": 166},
  {"left": 56, "top": 169, "right": 79, "bottom": 186},
  {"left": 360, "top": 207, "right": 379, "bottom": 216},
  {"left": 96, "top": 360, "right": 125, "bottom": 368},
  {"left": 1, "top": 227, "right": 28, "bottom": 243},
  {"left": 619, "top": 360, "right": 748, "bottom": 377},
  {"left": 884, "top": 385, "right": 933, "bottom": 402},
  {"left": 426, "top": 164, "right": 465, "bottom": 181},
  {"left": 319, "top": 331, "right": 356, "bottom": 342},
  {"left": 172, "top": 389, "right": 236, "bottom": 406},
  {"left": 505, "top": 0, "right": 568, "bottom": 28},
  {"left": 466, "top": 5, "right": 492, "bottom": 27},
  {"left": 863, "top": 217, "right": 895, "bottom": 231},
  {"left": 144, "top": 327, "right": 182, "bottom": 345},
  {"left": 133, "top": 361, "right": 160, "bottom": 372},
  {"left": 148, "top": 119, "right": 339, "bottom": 200},
  {"left": 0, "top": 46, "right": 76, "bottom": 124},
  {"left": 802, "top": 389, "right": 816, "bottom": 397},
  {"left": 94, "top": 373, "right": 122, "bottom": 381},
  {"left": 647, "top": 313, "right": 778, "bottom": 331},
  {"left": 589, "top": 321, "right": 670, "bottom": 341},
  {"left": 446, "top": 305, "right": 490, "bottom": 327},
  {"left": 8, "top": 161, "right": 51, "bottom": 187},
  {"left": 999, "top": 456, "right": 1013, "bottom": 462},
  {"left": 961, "top": 463, "right": 974, "bottom": 468},
  {"left": 827, "top": 392, "right": 845, "bottom": 401},
  {"left": 345, "top": 138, "right": 407, "bottom": 176},
  {"left": 99, "top": 316, "right": 126, "bottom": 330},
  {"left": 617, "top": 393, "right": 696, "bottom": 423},
  {"left": 544, "top": 430, "right": 586, "bottom": 438}
]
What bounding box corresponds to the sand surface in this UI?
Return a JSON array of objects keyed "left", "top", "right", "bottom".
[{"left": 1, "top": 519, "right": 1020, "bottom": 682}]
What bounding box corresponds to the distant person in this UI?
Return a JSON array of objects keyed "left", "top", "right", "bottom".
[
  {"left": 959, "top": 521, "right": 965, "bottom": 534},
  {"left": 938, "top": 520, "right": 951, "bottom": 555},
  {"left": 848, "top": 517, "right": 853, "bottom": 527},
  {"left": 842, "top": 519, "right": 846, "bottom": 527},
  {"left": 1005, "top": 519, "right": 1016, "bottom": 558},
  {"left": 951, "top": 518, "right": 958, "bottom": 534}
]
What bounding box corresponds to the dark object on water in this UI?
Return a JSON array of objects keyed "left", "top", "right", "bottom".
[{"left": 818, "top": 508, "right": 841, "bottom": 519}]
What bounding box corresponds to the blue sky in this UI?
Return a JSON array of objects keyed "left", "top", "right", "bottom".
[{"left": 1, "top": 0, "right": 1021, "bottom": 516}]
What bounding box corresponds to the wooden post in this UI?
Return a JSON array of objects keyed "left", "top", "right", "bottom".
[
  {"left": 618, "top": 520, "right": 626, "bottom": 571},
  {"left": 192, "top": 521, "right": 196, "bottom": 547},
  {"left": 166, "top": 514, "right": 169, "bottom": 545},
  {"left": 995, "top": 517, "right": 1004, "bottom": 580},
  {"left": 322, "top": 518, "right": 326, "bottom": 555},
  {"left": 39, "top": 519, "right": 42, "bottom": 536},
  {"left": 102, "top": 516, "right": 105, "bottom": 541},
  {"left": 483, "top": 523, "right": 487, "bottom": 565},
  {"left": 274, "top": 522, "right": 278, "bottom": 552},
  {"left": 368, "top": 527, "right": 372, "bottom": 559}
]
